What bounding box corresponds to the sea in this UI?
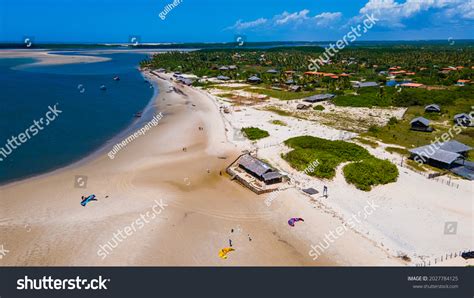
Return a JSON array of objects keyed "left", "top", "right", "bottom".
[{"left": 0, "top": 50, "right": 155, "bottom": 184}]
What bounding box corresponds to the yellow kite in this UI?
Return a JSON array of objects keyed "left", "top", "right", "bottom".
[{"left": 218, "top": 247, "right": 235, "bottom": 259}]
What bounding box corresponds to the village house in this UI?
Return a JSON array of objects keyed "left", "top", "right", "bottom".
[
  {"left": 409, "top": 140, "right": 473, "bottom": 180},
  {"left": 226, "top": 154, "right": 288, "bottom": 194},
  {"left": 424, "top": 104, "right": 441, "bottom": 113},
  {"left": 454, "top": 113, "right": 472, "bottom": 126},
  {"left": 410, "top": 117, "right": 433, "bottom": 132},
  {"left": 303, "top": 93, "right": 335, "bottom": 103}
]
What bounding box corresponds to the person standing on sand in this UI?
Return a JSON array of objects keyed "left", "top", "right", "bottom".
[{"left": 323, "top": 186, "right": 328, "bottom": 198}]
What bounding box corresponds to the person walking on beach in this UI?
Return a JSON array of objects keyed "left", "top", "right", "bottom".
[
  {"left": 323, "top": 186, "right": 328, "bottom": 198},
  {"left": 229, "top": 239, "right": 233, "bottom": 247}
]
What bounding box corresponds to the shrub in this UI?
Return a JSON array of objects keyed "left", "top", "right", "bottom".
[
  {"left": 313, "top": 105, "right": 325, "bottom": 111},
  {"left": 368, "top": 125, "right": 380, "bottom": 133},
  {"left": 271, "top": 120, "right": 287, "bottom": 126},
  {"left": 385, "top": 146, "right": 409, "bottom": 155},
  {"left": 241, "top": 127, "right": 269, "bottom": 140},
  {"left": 388, "top": 117, "right": 399, "bottom": 125},
  {"left": 343, "top": 158, "right": 399, "bottom": 191}
]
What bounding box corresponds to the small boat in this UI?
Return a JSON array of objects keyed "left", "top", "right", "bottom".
[
  {"left": 113, "top": 76, "right": 120, "bottom": 81},
  {"left": 134, "top": 111, "right": 143, "bottom": 118},
  {"left": 100, "top": 85, "right": 107, "bottom": 90}
]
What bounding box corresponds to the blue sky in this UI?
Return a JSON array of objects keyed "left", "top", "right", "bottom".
[{"left": 1, "top": 0, "right": 473, "bottom": 43}]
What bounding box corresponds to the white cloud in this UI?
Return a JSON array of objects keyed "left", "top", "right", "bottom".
[
  {"left": 358, "top": 0, "right": 473, "bottom": 26},
  {"left": 275, "top": 9, "right": 310, "bottom": 25},
  {"left": 314, "top": 12, "right": 343, "bottom": 26},
  {"left": 227, "top": 18, "right": 268, "bottom": 30},
  {"left": 226, "top": 10, "right": 342, "bottom": 31}
]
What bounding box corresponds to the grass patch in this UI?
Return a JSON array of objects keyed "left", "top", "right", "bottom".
[
  {"left": 405, "top": 159, "right": 427, "bottom": 172},
  {"left": 385, "top": 146, "right": 409, "bottom": 155},
  {"left": 355, "top": 137, "right": 379, "bottom": 148},
  {"left": 365, "top": 105, "right": 474, "bottom": 149},
  {"left": 241, "top": 127, "right": 269, "bottom": 140},
  {"left": 283, "top": 136, "right": 398, "bottom": 189},
  {"left": 264, "top": 107, "right": 293, "bottom": 117},
  {"left": 343, "top": 158, "right": 399, "bottom": 191},
  {"left": 244, "top": 87, "right": 321, "bottom": 100},
  {"left": 313, "top": 105, "right": 325, "bottom": 111},
  {"left": 283, "top": 136, "right": 372, "bottom": 179},
  {"left": 270, "top": 119, "right": 287, "bottom": 126}
]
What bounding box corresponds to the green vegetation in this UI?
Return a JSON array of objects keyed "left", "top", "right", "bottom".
[
  {"left": 332, "top": 86, "right": 473, "bottom": 108},
  {"left": 405, "top": 159, "right": 427, "bottom": 172},
  {"left": 283, "top": 136, "right": 372, "bottom": 179},
  {"left": 264, "top": 107, "right": 293, "bottom": 117},
  {"left": 283, "top": 136, "right": 398, "bottom": 190},
  {"left": 241, "top": 127, "right": 269, "bottom": 140},
  {"left": 343, "top": 158, "right": 399, "bottom": 191},
  {"left": 313, "top": 105, "right": 325, "bottom": 111},
  {"left": 355, "top": 137, "right": 379, "bottom": 148},
  {"left": 385, "top": 147, "right": 409, "bottom": 155},
  {"left": 270, "top": 119, "right": 287, "bottom": 126},
  {"left": 364, "top": 104, "right": 474, "bottom": 149},
  {"left": 244, "top": 87, "right": 321, "bottom": 100}
]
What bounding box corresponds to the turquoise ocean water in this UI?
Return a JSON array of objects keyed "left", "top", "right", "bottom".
[{"left": 0, "top": 50, "right": 154, "bottom": 184}]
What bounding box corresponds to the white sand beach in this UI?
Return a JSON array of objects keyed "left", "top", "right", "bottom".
[
  {"left": 0, "top": 69, "right": 404, "bottom": 266},
  {"left": 0, "top": 49, "right": 111, "bottom": 67},
  {"left": 0, "top": 47, "right": 471, "bottom": 266}
]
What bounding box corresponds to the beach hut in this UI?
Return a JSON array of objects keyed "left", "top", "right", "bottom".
[
  {"left": 409, "top": 140, "right": 472, "bottom": 172},
  {"left": 228, "top": 65, "right": 238, "bottom": 70},
  {"left": 303, "top": 94, "right": 335, "bottom": 103},
  {"left": 237, "top": 154, "right": 284, "bottom": 185},
  {"left": 266, "top": 69, "right": 278, "bottom": 74},
  {"left": 216, "top": 75, "right": 230, "bottom": 81},
  {"left": 247, "top": 76, "right": 262, "bottom": 84},
  {"left": 454, "top": 113, "right": 472, "bottom": 126},
  {"left": 410, "top": 117, "right": 433, "bottom": 132},
  {"left": 285, "top": 79, "right": 295, "bottom": 85},
  {"left": 289, "top": 85, "right": 301, "bottom": 92},
  {"left": 219, "top": 66, "right": 229, "bottom": 71},
  {"left": 425, "top": 104, "right": 441, "bottom": 113}
]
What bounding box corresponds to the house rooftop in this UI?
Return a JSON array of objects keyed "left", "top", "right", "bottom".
[
  {"left": 410, "top": 117, "right": 430, "bottom": 126},
  {"left": 439, "top": 140, "right": 472, "bottom": 153},
  {"left": 238, "top": 154, "right": 273, "bottom": 177},
  {"left": 410, "top": 147, "right": 461, "bottom": 164},
  {"left": 409, "top": 140, "right": 471, "bottom": 164},
  {"left": 303, "top": 93, "right": 335, "bottom": 103},
  {"left": 425, "top": 104, "right": 440, "bottom": 110},
  {"left": 354, "top": 81, "right": 379, "bottom": 88}
]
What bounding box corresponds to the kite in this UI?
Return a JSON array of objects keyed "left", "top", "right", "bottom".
[
  {"left": 218, "top": 247, "right": 235, "bottom": 259},
  {"left": 81, "top": 195, "right": 97, "bottom": 207},
  {"left": 288, "top": 217, "right": 304, "bottom": 227}
]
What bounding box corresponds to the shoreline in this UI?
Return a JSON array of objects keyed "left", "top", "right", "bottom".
[
  {"left": 0, "top": 67, "right": 158, "bottom": 188},
  {"left": 0, "top": 69, "right": 404, "bottom": 266}
]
